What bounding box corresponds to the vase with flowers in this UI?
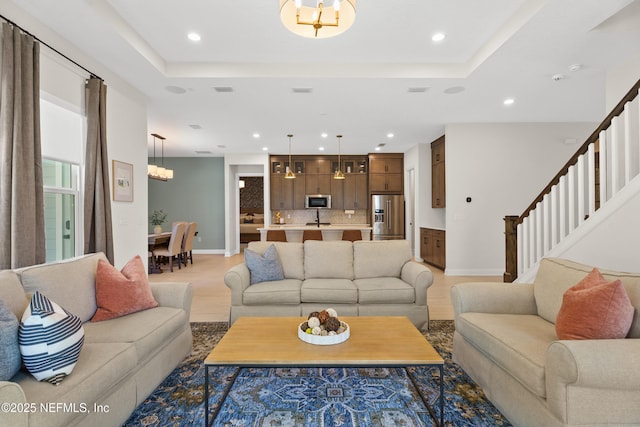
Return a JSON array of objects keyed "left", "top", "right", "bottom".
[{"left": 150, "top": 209, "right": 168, "bottom": 234}]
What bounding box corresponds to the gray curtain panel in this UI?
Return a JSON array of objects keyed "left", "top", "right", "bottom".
[
  {"left": 83, "top": 78, "right": 114, "bottom": 263},
  {"left": 0, "top": 23, "right": 45, "bottom": 269}
]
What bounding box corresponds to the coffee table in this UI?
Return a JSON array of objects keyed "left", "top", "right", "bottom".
[{"left": 204, "top": 316, "right": 444, "bottom": 426}]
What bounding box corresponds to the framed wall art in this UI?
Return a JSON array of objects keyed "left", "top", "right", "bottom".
[{"left": 112, "top": 160, "right": 133, "bottom": 202}]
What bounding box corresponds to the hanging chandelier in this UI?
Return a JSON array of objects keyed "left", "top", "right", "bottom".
[
  {"left": 333, "top": 134, "right": 345, "bottom": 180},
  {"left": 279, "top": 0, "right": 357, "bottom": 39},
  {"left": 147, "top": 133, "right": 174, "bottom": 181},
  {"left": 285, "top": 134, "right": 296, "bottom": 179}
]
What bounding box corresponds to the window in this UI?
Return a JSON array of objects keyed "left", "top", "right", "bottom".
[{"left": 43, "top": 159, "right": 80, "bottom": 262}]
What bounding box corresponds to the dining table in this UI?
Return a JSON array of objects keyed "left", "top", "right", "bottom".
[{"left": 148, "top": 231, "right": 172, "bottom": 274}]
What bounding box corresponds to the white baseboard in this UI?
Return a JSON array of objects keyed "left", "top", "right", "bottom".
[
  {"left": 444, "top": 268, "right": 504, "bottom": 277},
  {"left": 192, "top": 249, "right": 226, "bottom": 255}
]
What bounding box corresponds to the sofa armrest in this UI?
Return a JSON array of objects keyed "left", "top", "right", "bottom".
[
  {"left": 546, "top": 339, "right": 640, "bottom": 423},
  {"left": 224, "top": 264, "right": 251, "bottom": 306},
  {"left": 450, "top": 282, "right": 537, "bottom": 319},
  {"left": 149, "top": 282, "right": 193, "bottom": 318},
  {"left": 0, "top": 381, "right": 28, "bottom": 427},
  {"left": 400, "top": 262, "right": 434, "bottom": 306}
]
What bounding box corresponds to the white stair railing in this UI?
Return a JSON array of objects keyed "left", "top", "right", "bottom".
[{"left": 504, "top": 81, "right": 640, "bottom": 282}]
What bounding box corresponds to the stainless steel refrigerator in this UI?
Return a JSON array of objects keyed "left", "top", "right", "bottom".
[{"left": 371, "top": 195, "right": 405, "bottom": 240}]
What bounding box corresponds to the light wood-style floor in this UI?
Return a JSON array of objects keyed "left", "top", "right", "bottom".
[{"left": 150, "top": 253, "right": 503, "bottom": 323}]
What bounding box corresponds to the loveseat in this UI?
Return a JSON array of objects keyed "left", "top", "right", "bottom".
[
  {"left": 0, "top": 253, "right": 193, "bottom": 427},
  {"left": 451, "top": 257, "right": 640, "bottom": 427},
  {"left": 224, "top": 240, "right": 434, "bottom": 330}
]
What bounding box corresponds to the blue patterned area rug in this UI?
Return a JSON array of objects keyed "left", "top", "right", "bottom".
[{"left": 123, "top": 321, "right": 512, "bottom": 427}]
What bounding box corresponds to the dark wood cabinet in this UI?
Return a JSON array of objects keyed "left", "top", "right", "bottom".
[
  {"left": 368, "top": 153, "right": 403, "bottom": 194},
  {"left": 343, "top": 174, "right": 368, "bottom": 209},
  {"left": 420, "top": 227, "right": 446, "bottom": 269},
  {"left": 306, "top": 158, "right": 332, "bottom": 174},
  {"left": 431, "top": 136, "right": 445, "bottom": 208},
  {"left": 305, "top": 173, "right": 331, "bottom": 195},
  {"left": 270, "top": 173, "right": 293, "bottom": 210}
]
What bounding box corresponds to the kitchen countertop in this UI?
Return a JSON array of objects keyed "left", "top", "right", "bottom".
[
  {"left": 256, "top": 224, "right": 372, "bottom": 242},
  {"left": 258, "top": 224, "right": 372, "bottom": 230}
]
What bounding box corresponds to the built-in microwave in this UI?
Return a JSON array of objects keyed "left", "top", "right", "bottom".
[{"left": 305, "top": 194, "right": 332, "bottom": 209}]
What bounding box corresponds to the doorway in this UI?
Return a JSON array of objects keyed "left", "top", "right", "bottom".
[{"left": 239, "top": 176, "right": 264, "bottom": 245}]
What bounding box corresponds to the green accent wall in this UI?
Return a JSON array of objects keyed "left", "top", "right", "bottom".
[{"left": 148, "top": 157, "right": 225, "bottom": 250}]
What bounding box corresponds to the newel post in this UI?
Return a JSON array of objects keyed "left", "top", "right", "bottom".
[{"left": 503, "top": 216, "right": 518, "bottom": 283}]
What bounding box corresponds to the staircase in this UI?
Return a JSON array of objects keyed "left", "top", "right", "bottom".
[{"left": 504, "top": 78, "right": 640, "bottom": 283}]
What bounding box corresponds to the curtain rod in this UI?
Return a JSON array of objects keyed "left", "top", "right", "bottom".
[{"left": 0, "top": 13, "right": 103, "bottom": 81}]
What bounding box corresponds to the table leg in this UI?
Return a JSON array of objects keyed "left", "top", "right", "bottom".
[
  {"left": 204, "top": 367, "right": 240, "bottom": 427},
  {"left": 406, "top": 365, "right": 444, "bottom": 427}
]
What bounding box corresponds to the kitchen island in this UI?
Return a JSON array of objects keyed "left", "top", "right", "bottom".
[{"left": 257, "top": 224, "right": 372, "bottom": 242}]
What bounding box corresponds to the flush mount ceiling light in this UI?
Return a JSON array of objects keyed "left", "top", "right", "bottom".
[
  {"left": 148, "top": 133, "right": 174, "bottom": 181},
  {"left": 333, "top": 134, "right": 345, "bottom": 180},
  {"left": 285, "top": 134, "right": 296, "bottom": 179},
  {"left": 280, "top": 0, "right": 357, "bottom": 38}
]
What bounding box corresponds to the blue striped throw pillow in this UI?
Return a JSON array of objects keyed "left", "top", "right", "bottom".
[{"left": 19, "top": 291, "right": 85, "bottom": 385}]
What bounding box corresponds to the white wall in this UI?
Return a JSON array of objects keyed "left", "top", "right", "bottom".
[
  {"left": 4, "top": 1, "right": 150, "bottom": 269},
  {"left": 606, "top": 55, "right": 640, "bottom": 112},
  {"left": 444, "top": 123, "right": 596, "bottom": 276}
]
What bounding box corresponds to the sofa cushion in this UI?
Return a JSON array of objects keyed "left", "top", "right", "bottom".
[
  {"left": 16, "top": 341, "right": 136, "bottom": 426},
  {"left": 91, "top": 257, "right": 159, "bottom": 322},
  {"left": 244, "top": 244, "right": 285, "bottom": 285},
  {"left": 301, "top": 279, "right": 358, "bottom": 303},
  {"left": 242, "top": 279, "right": 302, "bottom": 305},
  {"left": 456, "top": 312, "right": 556, "bottom": 398},
  {"left": 83, "top": 306, "right": 188, "bottom": 363},
  {"left": 304, "top": 241, "right": 354, "bottom": 280},
  {"left": 19, "top": 292, "right": 85, "bottom": 385},
  {"left": 17, "top": 253, "right": 107, "bottom": 322},
  {"left": 0, "top": 300, "right": 21, "bottom": 381},
  {"left": 354, "top": 277, "right": 415, "bottom": 304},
  {"left": 0, "top": 270, "right": 28, "bottom": 319},
  {"left": 555, "top": 268, "right": 634, "bottom": 340},
  {"left": 353, "top": 240, "right": 411, "bottom": 279},
  {"left": 535, "top": 258, "right": 640, "bottom": 338},
  {"left": 248, "top": 242, "right": 304, "bottom": 280}
]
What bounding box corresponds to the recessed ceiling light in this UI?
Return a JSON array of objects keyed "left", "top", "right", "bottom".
[
  {"left": 252, "top": 133, "right": 260, "bottom": 138},
  {"left": 321, "top": 133, "right": 328, "bottom": 138},
  {"left": 187, "top": 32, "right": 201, "bottom": 42},
  {"left": 444, "top": 86, "right": 465, "bottom": 95},
  {"left": 189, "top": 124, "right": 202, "bottom": 129},
  {"left": 375, "top": 146, "right": 382, "bottom": 151},
  {"left": 292, "top": 87, "right": 313, "bottom": 93},
  {"left": 319, "top": 146, "right": 325, "bottom": 151},
  {"left": 165, "top": 85, "right": 187, "bottom": 94},
  {"left": 213, "top": 86, "right": 234, "bottom": 93},
  {"left": 408, "top": 87, "right": 429, "bottom": 93},
  {"left": 503, "top": 98, "right": 515, "bottom": 106},
  {"left": 217, "top": 144, "right": 227, "bottom": 149},
  {"left": 568, "top": 64, "right": 583, "bottom": 72},
  {"left": 387, "top": 133, "right": 394, "bottom": 138},
  {"left": 262, "top": 147, "right": 269, "bottom": 151},
  {"left": 432, "top": 32, "right": 445, "bottom": 42},
  {"left": 195, "top": 150, "right": 211, "bottom": 154}
]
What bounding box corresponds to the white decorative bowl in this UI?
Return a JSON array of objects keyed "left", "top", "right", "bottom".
[{"left": 297, "top": 321, "right": 350, "bottom": 345}]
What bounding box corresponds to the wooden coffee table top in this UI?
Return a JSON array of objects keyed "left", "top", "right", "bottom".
[{"left": 205, "top": 316, "right": 443, "bottom": 366}]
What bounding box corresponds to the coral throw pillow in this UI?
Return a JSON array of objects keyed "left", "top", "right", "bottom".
[
  {"left": 555, "top": 268, "right": 634, "bottom": 340},
  {"left": 91, "top": 256, "right": 158, "bottom": 322}
]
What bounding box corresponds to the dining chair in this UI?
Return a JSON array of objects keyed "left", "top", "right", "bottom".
[
  {"left": 181, "top": 222, "right": 198, "bottom": 266},
  {"left": 302, "top": 229, "right": 323, "bottom": 242},
  {"left": 152, "top": 222, "right": 187, "bottom": 272}
]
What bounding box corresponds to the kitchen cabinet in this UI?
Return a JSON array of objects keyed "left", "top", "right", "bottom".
[
  {"left": 305, "top": 173, "right": 331, "bottom": 195},
  {"left": 369, "top": 153, "right": 403, "bottom": 194},
  {"left": 343, "top": 173, "right": 368, "bottom": 210},
  {"left": 270, "top": 173, "right": 293, "bottom": 210},
  {"left": 431, "top": 136, "right": 445, "bottom": 208},
  {"left": 420, "top": 227, "right": 446, "bottom": 269},
  {"left": 306, "top": 158, "right": 332, "bottom": 174}
]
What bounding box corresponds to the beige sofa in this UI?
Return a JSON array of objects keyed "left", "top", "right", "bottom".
[
  {"left": 0, "top": 253, "right": 193, "bottom": 427},
  {"left": 451, "top": 258, "right": 640, "bottom": 427},
  {"left": 225, "top": 240, "right": 434, "bottom": 330}
]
